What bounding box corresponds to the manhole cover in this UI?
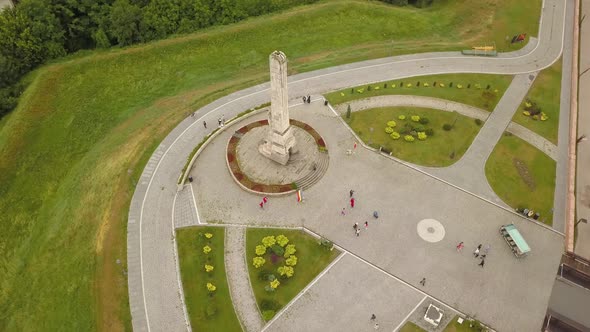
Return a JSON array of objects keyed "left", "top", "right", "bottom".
[{"left": 417, "top": 219, "right": 445, "bottom": 243}]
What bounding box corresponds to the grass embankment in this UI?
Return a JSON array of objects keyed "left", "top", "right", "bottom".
[
  {"left": 443, "top": 316, "right": 486, "bottom": 332},
  {"left": 177, "top": 227, "right": 241, "bottom": 332},
  {"left": 0, "top": 0, "right": 542, "bottom": 330},
  {"left": 246, "top": 229, "right": 339, "bottom": 321},
  {"left": 325, "top": 74, "right": 512, "bottom": 111},
  {"left": 348, "top": 107, "right": 481, "bottom": 166},
  {"left": 400, "top": 322, "right": 427, "bottom": 332},
  {"left": 486, "top": 135, "right": 556, "bottom": 225},
  {"left": 512, "top": 59, "right": 562, "bottom": 144}
]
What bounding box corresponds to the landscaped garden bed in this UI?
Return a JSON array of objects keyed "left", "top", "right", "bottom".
[
  {"left": 347, "top": 106, "right": 482, "bottom": 167},
  {"left": 177, "top": 227, "right": 241, "bottom": 332},
  {"left": 246, "top": 228, "right": 340, "bottom": 321},
  {"left": 325, "top": 73, "right": 512, "bottom": 111},
  {"left": 485, "top": 134, "right": 556, "bottom": 225}
]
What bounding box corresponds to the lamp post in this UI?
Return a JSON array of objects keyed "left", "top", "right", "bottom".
[{"left": 576, "top": 218, "right": 588, "bottom": 227}]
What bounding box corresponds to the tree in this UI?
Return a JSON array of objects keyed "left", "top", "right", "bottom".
[{"left": 109, "top": 0, "right": 142, "bottom": 46}]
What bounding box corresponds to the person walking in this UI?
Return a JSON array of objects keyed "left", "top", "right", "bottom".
[
  {"left": 370, "top": 314, "right": 376, "bottom": 321},
  {"left": 350, "top": 189, "right": 354, "bottom": 197},
  {"left": 218, "top": 118, "right": 222, "bottom": 127},
  {"left": 203, "top": 121, "right": 207, "bottom": 129},
  {"left": 478, "top": 258, "right": 485, "bottom": 268},
  {"left": 355, "top": 228, "right": 360, "bottom": 237},
  {"left": 353, "top": 222, "right": 358, "bottom": 230},
  {"left": 364, "top": 221, "right": 368, "bottom": 229},
  {"left": 307, "top": 95, "right": 311, "bottom": 103},
  {"left": 341, "top": 208, "right": 346, "bottom": 216},
  {"left": 456, "top": 242, "right": 464, "bottom": 252},
  {"left": 350, "top": 197, "right": 355, "bottom": 208},
  {"left": 419, "top": 278, "right": 426, "bottom": 286},
  {"left": 263, "top": 196, "right": 268, "bottom": 204},
  {"left": 474, "top": 244, "right": 482, "bottom": 258},
  {"left": 259, "top": 201, "right": 264, "bottom": 209}
]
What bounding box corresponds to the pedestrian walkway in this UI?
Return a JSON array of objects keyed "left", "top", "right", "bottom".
[
  {"left": 224, "top": 227, "right": 264, "bottom": 332},
  {"left": 174, "top": 185, "right": 200, "bottom": 228},
  {"left": 336, "top": 95, "right": 556, "bottom": 160}
]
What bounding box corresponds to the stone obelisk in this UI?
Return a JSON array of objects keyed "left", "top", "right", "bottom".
[{"left": 259, "top": 51, "right": 296, "bottom": 165}]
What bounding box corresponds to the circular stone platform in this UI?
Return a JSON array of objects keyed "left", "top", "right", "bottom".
[
  {"left": 416, "top": 219, "right": 446, "bottom": 243},
  {"left": 226, "top": 119, "right": 328, "bottom": 194}
]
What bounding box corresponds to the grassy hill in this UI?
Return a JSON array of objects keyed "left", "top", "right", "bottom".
[{"left": 0, "top": 0, "right": 541, "bottom": 330}]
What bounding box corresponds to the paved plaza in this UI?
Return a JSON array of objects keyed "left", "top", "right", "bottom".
[{"left": 126, "top": 0, "right": 573, "bottom": 331}]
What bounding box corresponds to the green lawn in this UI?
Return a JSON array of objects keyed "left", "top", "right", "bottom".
[
  {"left": 177, "top": 227, "right": 241, "bottom": 332},
  {"left": 325, "top": 74, "right": 512, "bottom": 111},
  {"left": 246, "top": 229, "right": 339, "bottom": 321},
  {"left": 400, "top": 321, "right": 427, "bottom": 332},
  {"left": 0, "top": 0, "right": 542, "bottom": 330},
  {"left": 512, "top": 58, "right": 562, "bottom": 144},
  {"left": 443, "top": 316, "right": 486, "bottom": 332},
  {"left": 485, "top": 135, "right": 556, "bottom": 225},
  {"left": 348, "top": 106, "right": 482, "bottom": 166}
]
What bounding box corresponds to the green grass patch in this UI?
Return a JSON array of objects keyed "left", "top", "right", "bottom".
[
  {"left": 0, "top": 0, "right": 542, "bottom": 329},
  {"left": 246, "top": 228, "right": 340, "bottom": 321},
  {"left": 512, "top": 58, "right": 562, "bottom": 144},
  {"left": 348, "top": 106, "right": 482, "bottom": 166},
  {"left": 485, "top": 134, "right": 556, "bottom": 225},
  {"left": 177, "top": 226, "right": 241, "bottom": 332},
  {"left": 325, "top": 74, "right": 512, "bottom": 111},
  {"left": 443, "top": 316, "right": 486, "bottom": 332},
  {"left": 400, "top": 321, "right": 427, "bottom": 332}
]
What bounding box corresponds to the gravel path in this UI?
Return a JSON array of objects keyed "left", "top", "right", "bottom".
[
  {"left": 224, "top": 226, "right": 264, "bottom": 332},
  {"left": 335, "top": 95, "right": 557, "bottom": 160}
]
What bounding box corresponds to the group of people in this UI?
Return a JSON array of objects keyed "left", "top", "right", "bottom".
[
  {"left": 456, "top": 242, "right": 490, "bottom": 267},
  {"left": 302, "top": 95, "right": 311, "bottom": 104}
]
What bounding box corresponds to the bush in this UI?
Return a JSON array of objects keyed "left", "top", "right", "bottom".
[
  {"left": 276, "top": 235, "right": 289, "bottom": 247},
  {"left": 262, "top": 236, "right": 276, "bottom": 248},
  {"left": 277, "top": 265, "right": 294, "bottom": 278},
  {"left": 417, "top": 132, "right": 427, "bottom": 140},
  {"left": 425, "top": 128, "right": 434, "bottom": 136},
  {"left": 411, "top": 115, "right": 420, "bottom": 122},
  {"left": 284, "top": 244, "right": 296, "bottom": 258},
  {"left": 206, "top": 304, "right": 218, "bottom": 318},
  {"left": 262, "top": 310, "right": 276, "bottom": 321},
  {"left": 270, "top": 279, "right": 280, "bottom": 289},
  {"left": 285, "top": 255, "right": 298, "bottom": 266},
  {"left": 258, "top": 270, "right": 272, "bottom": 281},
  {"left": 398, "top": 115, "right": 406, "bottom": 120},
  {"left": 270, "top": 244, "right": 285, "bottom": 257},
  {"left": 387, "top": 120, "right": 397, "bottom": 127},
  {"left": 385, "top": 127, "right": 394, "bottom": 134},
  {"left": 419, "top": 117, "right": 429, "bottom": 125},
  {"left": 207, "top": 283, "right": 217, "bottom": 292},
  {"left": 404, "top": 135, "right": 415, "bottom": 142},
  {"left": 253, "top": 257, "right": 266, "bottom": 268},
  {"left": 203, "top": 245, "right": 212, "bottom": 254},
  {"left": 261, "top": 300, "right": 280, "bottom": 311},
  {"left": 474, "top": 118, "right": 483, "bottom": 126},
  {"left": 256, "top": 245, "right": 267, "bottom": 256},
  {"left": 442, "top": 124, "right": 452, "bottom": 131},
  {"left": 204, "top": 264, "right": 214, "bottom": 273},
  {"left": 390, "top": 132, "right": 401, "bottom": 140}
]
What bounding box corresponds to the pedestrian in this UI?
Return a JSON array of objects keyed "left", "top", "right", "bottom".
[
  {"left": 259, "top": 201, "right": 264, "bottom": 209},
  {"left": 191, "top": 112, "right": 195, "bottom": 117},
  {"left": 350, "top": 189, "right": 354, "bottom": 197},
  {"left": 420, "top": 277, "right": 426, "bottom": 286},
  {"left": 220, "top": 115, "right": 225, "bottom": 127},
  {"left": 353, "top": 222, "right": 358, "bottom": 230},
  {"left": 364, "top": 221, "right": 368, "bottom": 229},
  {"left": 356, "top": 228, "right": 360, "bottom": 237},
  {"left": 263, "top": 196, "right": 268, "bottom": 204},
  {"left": 374, "top": 323, "right": 379, "bottom": 330},
  {"left": 480, "top": 254, "right": 487, "bottom": 259},
  {"left": 479, "top": 258, "right": 485, "bottom": 268},
  {"left": 350, "top": 197, "right": 355, "bottom": 208},
  {"left": 341, "top": 208, "right": 346, "bottom": 216},
  {"left": 218, "top": 118, "right": 222, "bottom": 127},
  {"left": 188, "top": 176, "right": 193, "bottom": 183},
  {"left": 307, "top": 95, "right": 311, "bottom": 103},
  {"left": 370, "top": 314, "right": 376, "bottom": 321},
  {"left": 203, "top": 121, "right": 207, "bottom": 128},
  {"left": 302, "top": 96, "right": 306, "bottom": 103},
  {"left": 474, "top": 244, "right": 482, "bottom": 258},
  {"left": 577, "top": 134, "right": 587, "bottom": 144},
  {"left": 456, "top": 241, "right": 464, "bottom": 252}
]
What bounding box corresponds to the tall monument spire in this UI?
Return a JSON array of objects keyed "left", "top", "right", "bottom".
[{"left": 259, "top": 51, "right": 296, "bottom": 165}]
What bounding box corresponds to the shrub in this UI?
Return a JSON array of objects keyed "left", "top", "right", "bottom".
[
  {"left": 262, "top": 236, "right": 276, "bottom": 248},
  {"left": 417, "top": 132, "right": 427, "bottom": 140},
  {"left": 385, "top": 127, "right": 394, "bottom": 134},
  {"left": 398, "top": 115, "right": 406, "bottom": 120},
  {"left": 206, "top": 304, "right": 217, "bottom": 318},
  {"left": 457, "top": 84, "right": 463, "bottom": 89},
  {"left": 262, "top": 310, "right": 276, "bottom": 320},
  {"left": 391, "top": 84, "right": 396, "bottom": 88},
  {"left": 285, "top": 255, "right": 298, "bottom": 266},
  {"left": 284, "top": 244, "right": 297, "bottom": 258},
  {"left": 387, "top": 120, "right": 397, "bottom": 127},
  {"left": 404, "top": 135, "right": 415, "bottom": 142},
  {"left": 442, "top": 124, "right": 453, "bottom": 131},
  {"left": 253, "top": 257, "right": 266, "bottom": 268},
  {"left": 264, "top": 285, "right": 275, "bottom": 292},
  {"left": 276, "top": 235, "right": 289, "bottom": 247},
  {"left": 424, "top": 83, "right": 429, "bottom": 87},
  {"left": 207, "top": 283, "right": 217, "bottom": 292},
  {"left": 425, "top": 128, "right": 434, "bottom": 136},
  {"left": 205, "top": 233, "right": 213, "bottom": 239},
  {"left": 541, "top": 113, "right": 549, "bottom": 121},
  {"left": 271, "top": 244, "right": 285, "bottom": 257},
  {"left": 256, "top": 245, "right": 267, "bottom": 256},
  {"left": 523, "top": 111, "right": 531, "bottom": 116},
  {"left": 203, "top": 245, "right": 212, "bottom": 254},
  {"left": 419, "top": 117, "right": 429, "bottom": 125},
  {"left": 270, "top": 279, "right": 280, "bottom": 289},
  {"left": 390, "top": 132, "right": 401, "bottom": 140},
  {"left": 411, "top": 115, "right": 420, "bottom": 122},
  {"left": 277, "top": 265, "right": 294, "bottom": 278},
  {"left": 261, "top": 300, "right": 280, "bottom": 311},
  {"left": 439, "top": 83, "right": 445, "bottom": 87},
  {"left": 204, "top": 264, "right": 214, "bottom": 273},
  {"left": 367, "top": 85, "right": 372, "bottom": 91},
  {"left": 475, "top": 118, "right": 483, "bottom": 126},
  {"left": 406, "top": 83, "right": 412, "bottom": 87},
  {"left": 257, "top": 270, "right": 272, "bottom": 281}
]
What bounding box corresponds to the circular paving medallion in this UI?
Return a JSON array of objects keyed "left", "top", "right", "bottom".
[{"left": 416, "top": 219, "right": 445, "bottom": 243}]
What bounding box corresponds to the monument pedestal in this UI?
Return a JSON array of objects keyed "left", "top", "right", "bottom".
[{"left": 259, "top": 127, "right": 296, "bottom": 165}]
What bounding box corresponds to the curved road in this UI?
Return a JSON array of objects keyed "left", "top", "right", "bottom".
[{"left": 127, "top": 0, "right": 570, "bottom": 331}]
